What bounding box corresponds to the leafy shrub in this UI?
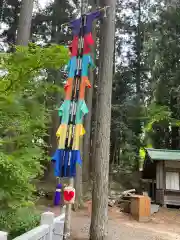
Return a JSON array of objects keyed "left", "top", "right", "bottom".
[
  {"left": 0, "top": 44, "right": 68, "bottom": 239},
  {"left": 0, "top": 207, "right": 41, "bottom": 239},
  {"left": 0, "top": 44, "right": 68, "bottom": 209}
]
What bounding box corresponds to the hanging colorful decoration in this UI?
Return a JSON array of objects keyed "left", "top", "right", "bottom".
[{"left": 52, "top": 7, "right": 109, "bottom": 206}]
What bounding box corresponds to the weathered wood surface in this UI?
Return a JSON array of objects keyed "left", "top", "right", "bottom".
[
  {"left": 165, "top": 160, "right": 180, "bottom": 169},
  {"left": 164, "top": 191, "right": 180, "bottom": 206},
  {"left": 156, "top": 189, "right": 164, "bottom": 205},
  {"left": 156, "top": 161, "right": 164, "bottom": 189}
]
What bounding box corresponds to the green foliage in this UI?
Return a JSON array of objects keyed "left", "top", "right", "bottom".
[
  {"left": 0, "top": 44, "right": 68, "bottom": 210},
  {"left": 0, "top": 43, "right": 68, "bottom": 93},
  {"left": 145, "top": 103, "right": 180, "bottom": 131},
  {"left": 111, "top": 1, "right": 180, "bottom": 171},
  {"left": 0, "top": 0, "right": 76, "bottom": 50},
  {"left": 142, "top": 6, "right": 180, "bottom": 149},
  {"left": 0, "top": 207, "right": 40, "bottom": 239},
  {"left": 145, "top": 103, "right": 171, "bottom": 132},
  {"left": 32, "top": 0, "right": 76, "bottom": 44}
]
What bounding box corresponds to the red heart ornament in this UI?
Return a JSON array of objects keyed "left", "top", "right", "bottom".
[{"left": 64, "top": 191, "right": 74, "bottom": 201}]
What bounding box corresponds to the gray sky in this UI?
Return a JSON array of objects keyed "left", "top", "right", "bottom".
[
  {"left": 38, "top": 0, "right": 76, "bottom": 9},
  {"left": 38, "top": 0, "right": 51, "bottom": 9}
]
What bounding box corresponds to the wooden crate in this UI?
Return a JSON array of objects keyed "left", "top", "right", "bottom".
[{"left": 130, "top": 195, "right": 151, "bottom": 222}]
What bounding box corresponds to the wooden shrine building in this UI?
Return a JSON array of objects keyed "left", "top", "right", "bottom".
[{"left": 142, "top": 148, "right": 180, "bottom": 206}]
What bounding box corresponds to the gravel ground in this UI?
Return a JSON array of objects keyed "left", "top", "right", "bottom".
[
  {"left": 46, "top": 202, "right": 180, "bottom": 240},
  {"left": 71, "top": 203, "right": 180, "bottom": 240},
  {"left": 71, "top": 213, "right": 180, "bottom": 240}
]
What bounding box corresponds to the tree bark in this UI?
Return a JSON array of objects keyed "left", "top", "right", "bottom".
[
  {"left": 8, "top": 2, "right": 20, "bottom": 50},
  {"left": 90, "top": 1, "right": 116, "bottom": 239},
  {"left": 43, "top": 0, "right": 63, "bottom": 182},
  {"left": 16, "top": 0, "right": 34, "bottom": 46},
  {"left": 134, "top": 0, "right": 142, "bottom": 171}
]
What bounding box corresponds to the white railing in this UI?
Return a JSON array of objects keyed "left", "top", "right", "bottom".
[{"left": 0, "top": 210, "right": 65, "bottom": 240}]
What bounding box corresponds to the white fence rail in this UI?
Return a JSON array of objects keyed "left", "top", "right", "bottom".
[{"left": 0, "top": 211, "right": 65, "bottom": 240}]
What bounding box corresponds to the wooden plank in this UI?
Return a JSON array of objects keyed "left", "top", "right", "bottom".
[
  {"left": 159, "top": 161, "right": 164, "bottom": 189},
  {"left": 54, "top": 212, "right": 65, "bottom": 222},
  {"left": 156, "top": 189, "right": 164, "bottom": 205},
  {"left": 165, "top": 168, "right": 180, "bottom": 172},
  {"left": 164, "top": 192, "right": 180, "bottom": 206},
  {"left": 40, "top": 212, "right": 55, "bottom": 240},
  {"left": 5, "top": 212, "right": 66, "bottom": 240},
  {"left": 156, "top": 162, "right": 159, "bottom": 189},
  {"left": 152, "top": 180, "right": 155, "bottom": 200},
  {"left": 165, "top": 160, "right": 180, "bottom": 169},
  {"left": 0, "top": 232, "right": 8, "bottom": 240},
  {"left": 14, "top": 212, "right": 55, "bottom": 240},
  {"left": 53, "top": 212, "right": 65, "bottom": 240},
  {"left": 156, "top": 161, "right": 164, "bottom": 189},
  {"left": 13, "top": 225, "right": 49, "bottom": 240}
]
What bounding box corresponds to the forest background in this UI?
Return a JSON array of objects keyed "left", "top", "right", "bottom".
[{"left": 0, "top": 0, "right": 180, "bottom": 238}]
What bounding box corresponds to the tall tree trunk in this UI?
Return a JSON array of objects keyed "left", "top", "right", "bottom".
[
  {"left": 0, "top": 0, "right": 3, "bottom": 19},
  {"left": 90, "top": 0, "right": 100, "bottom": 177},
  {"left": 90, "top": 1, "right": 116, "bottom": 239},
  {"left": 7, "top": 1, "right": 20, "bottom": 50},
  {"left": 134, "top": 0, "right": 142, "bottom": 171},
  {"left": 5, "top": 0, "right": 33, "bottom": 152},
  {"left": 16, "top": 0, "right": 34, "bottom": 46},
  {"left": 43, "top": 0, "right": 63, "bottom": 182}
]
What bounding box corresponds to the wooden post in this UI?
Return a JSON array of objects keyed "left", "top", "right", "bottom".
[
  {"left": 0, "top": 232, "right": 7, "bottom": 240},
  {"left": 63, "top": 178, "right": 74, "bottom": 240},
  {"left": 152, "top": 180, "right": 154, "bottom": 201},
  {"left": 53, "top": 211, "right": 65, "bottom": 240},
  {"left": 40, "top": 212, "right": 55, "bottom": 240}
]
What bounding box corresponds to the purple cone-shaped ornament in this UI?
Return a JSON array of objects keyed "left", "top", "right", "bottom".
[{"left": 54, "top": 183, "right": 62, "bottom": 206}]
